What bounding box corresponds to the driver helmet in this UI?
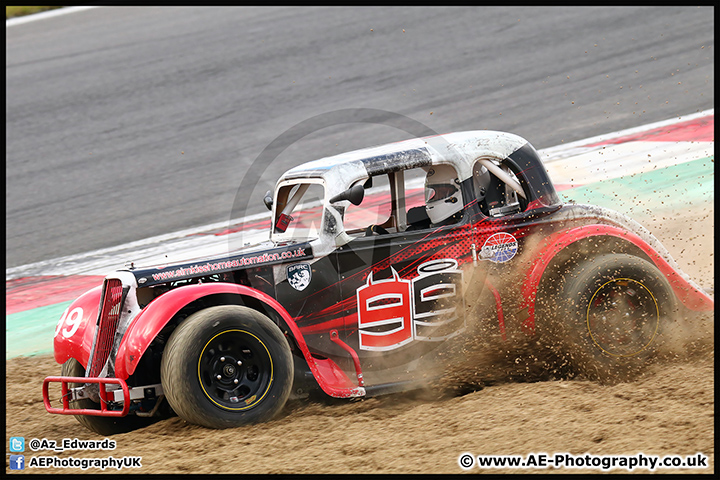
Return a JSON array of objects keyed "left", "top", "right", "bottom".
[{"left": 425, "top": 165, "right": 463, "bottom": 224}]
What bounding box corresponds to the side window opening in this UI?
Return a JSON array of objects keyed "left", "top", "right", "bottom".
[
  {"left": 474, "top": 159, "right": 527, "bottom": 217},
  {"left": 403, "top": 167, "right": 432, "bottom": 231},
  {"left": 343, "top": 165, "right": 465, "bottom": 237},
  {"left": 343, "top": 174, "right": 393, "bottom": 235},
  {"left": 273, "top": 182, "right": 325, "bottom": 238}
]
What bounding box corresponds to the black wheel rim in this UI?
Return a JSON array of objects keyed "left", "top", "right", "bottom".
[
  {"left": 197, "top": 329, "right": 274, "bottom": 410},
  {"left": 586, "top": 278, "right": 660, "bottom": 357}
]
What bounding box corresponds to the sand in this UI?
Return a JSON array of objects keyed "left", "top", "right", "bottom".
[{"left": 6, "top": 203, "right": 713, "bottom": 474}]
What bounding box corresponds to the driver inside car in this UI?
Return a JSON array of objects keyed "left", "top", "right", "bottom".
[{"left": 424, "top": 165, "right": 464, "bottom": 227}]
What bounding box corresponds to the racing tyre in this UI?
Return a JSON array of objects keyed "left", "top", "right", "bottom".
[
  {"left": 61, "top": 358, "right": 158, "bottom": 435},
  {"left": 161, "top": 305, "right": 294, "bottom": 429},
  {"left": 554, "top": 253, "right": 675, "bottom": 381}
]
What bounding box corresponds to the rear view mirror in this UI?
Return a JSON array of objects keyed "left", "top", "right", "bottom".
[{"left": 329, "top": 184, "right": 364, "bottom": 206}]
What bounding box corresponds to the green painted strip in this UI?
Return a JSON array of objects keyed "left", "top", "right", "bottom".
[
  {"left": 560, "top": 157, "right": 714, "bottom": 216},
  {"left": 5, "top": 300, "right": 72, "bottom": 359}
]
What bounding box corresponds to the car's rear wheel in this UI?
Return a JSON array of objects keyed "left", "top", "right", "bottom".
[
  {"left": 161, "top": 305, "right": 294, "bottom": 429},
  {"left": 549, "top": 253, "right": 675, "bottom": 381}
]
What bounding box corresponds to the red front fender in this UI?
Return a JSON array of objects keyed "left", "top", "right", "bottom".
[
  {"left": 53, "top": 285, "right": 102, "bottom": 368},
  {"left": 114, "top": 283, "right": 364, "bottom": 398},
  {"left": 115, "top": 283, "right": 292, "bottom": 379},
  {"left": 519, "top": 224, "right": 714, "bottom": 333}
]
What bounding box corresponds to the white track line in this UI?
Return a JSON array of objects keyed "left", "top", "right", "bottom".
[
  {"left": 540, "top": 108, "right": 714, "bottom": 161},
  {"left": 544, "top": 140, "right": 713, "bottom": 188},
  {"left": 6, "top": 6, "right": 98, "bottom": 27}
]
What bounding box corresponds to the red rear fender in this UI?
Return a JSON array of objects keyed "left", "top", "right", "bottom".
[{"left": 520, "top": 224, "right": 714, "bottom": 333}]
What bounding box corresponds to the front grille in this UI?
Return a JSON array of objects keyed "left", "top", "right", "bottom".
[{"left": 87, "top": 279, "right": 125, "bottom": 377}]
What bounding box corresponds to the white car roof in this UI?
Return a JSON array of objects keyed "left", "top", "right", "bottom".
[{"left": 279, "top": 130, "right": 532, "bottom": 198}]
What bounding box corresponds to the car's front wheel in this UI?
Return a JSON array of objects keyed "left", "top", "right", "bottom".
[{"left": 161, "top": 305, "right": 294, "bottom": 429}]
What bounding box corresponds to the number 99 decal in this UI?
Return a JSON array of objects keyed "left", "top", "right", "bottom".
[
  {"left": 357, "top": 259, "right": 465, "bottom": 351},
  {"left": 55, "top": 306, "right": 84, "bottom": 339}
]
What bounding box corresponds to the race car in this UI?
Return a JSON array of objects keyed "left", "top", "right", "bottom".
[{"left": 43, "top": 130, "right": 714, "bottom": 433}]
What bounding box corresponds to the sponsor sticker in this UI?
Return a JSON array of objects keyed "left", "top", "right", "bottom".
[
  {"left": 144, "top": 244, "right": 313, "bottom": 283},
  {"left": 287, "top": 263, "right": 312, "bottom": 291},
  {"left": 480, "top": 232, "right": 518, "bottom": 263}
]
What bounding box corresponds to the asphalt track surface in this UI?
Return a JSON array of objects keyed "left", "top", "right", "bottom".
[{"left": 6, "top": 6, "right": 714, "bottom": 269}]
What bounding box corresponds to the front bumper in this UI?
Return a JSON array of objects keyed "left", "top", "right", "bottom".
[{"left": 43, "top": 376, "right": 130, "bottom": 417}]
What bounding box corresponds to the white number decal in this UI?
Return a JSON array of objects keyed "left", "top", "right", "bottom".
[
  {"left": 56, "top": 307, "right": 84, "bottom": 339},
  {"left": 55, "top": 308, "right": 68, "bottom": 337},
  {"left": 357, "top": 259, "right": 465, "bottom": 350}
]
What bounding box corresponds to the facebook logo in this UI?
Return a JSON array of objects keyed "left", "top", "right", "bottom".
[
  {"left": 9, "top": 454, "right": 25, "bottom": 470},
  {"left": 9, "top": 437, "right": 25, "bottom": 452}
]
